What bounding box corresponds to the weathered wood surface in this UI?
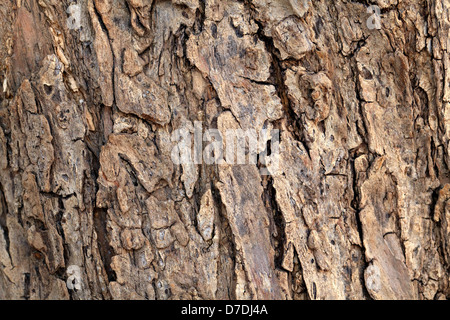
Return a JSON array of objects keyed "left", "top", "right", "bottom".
[{"left": 0, "top": 0, "right": 449, "bottom": 300}]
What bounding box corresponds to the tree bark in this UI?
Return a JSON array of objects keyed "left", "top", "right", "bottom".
[{"left": 0, "top": 0, "right": 449, "bottom": 300}]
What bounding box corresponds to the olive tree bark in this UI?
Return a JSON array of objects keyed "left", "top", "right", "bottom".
[{"left": 0, "top": 0, "right": 449, "bottom": 300}]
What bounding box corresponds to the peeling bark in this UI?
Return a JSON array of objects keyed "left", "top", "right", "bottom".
[{"left": 0, "top": 0, "right": 449, "bottom": 300}]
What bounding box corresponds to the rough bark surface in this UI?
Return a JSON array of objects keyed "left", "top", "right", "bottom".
[{"left": 0, "top": 0, "right": 450, "bottom": 300}]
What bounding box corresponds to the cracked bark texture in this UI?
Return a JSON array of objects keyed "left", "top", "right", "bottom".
[{"left": 0, "top": 0, "right": 449, "bottom": 300}]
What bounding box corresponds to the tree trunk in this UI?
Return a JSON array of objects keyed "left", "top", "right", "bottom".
[{"left": 0, "top": 0, "right": 449, "bottom": 300}]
